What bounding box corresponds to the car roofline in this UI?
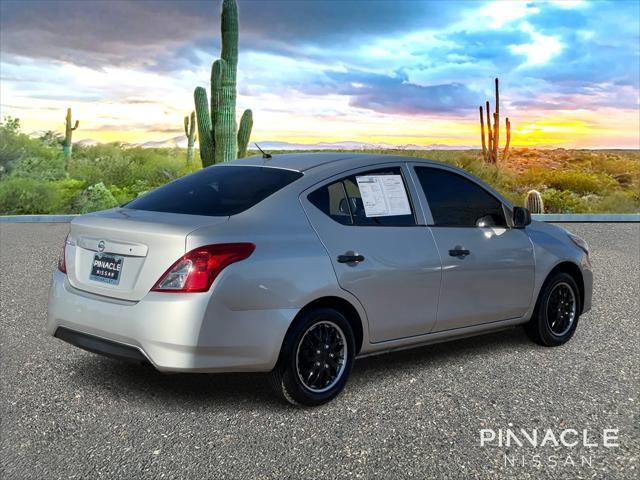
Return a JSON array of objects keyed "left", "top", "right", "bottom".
[
  {"left": 231, "top": 153, "right": 460, "bottom": 173},
  {"left": 207, "top": 162, "right": 305, "bottom": 174},
  {"left": 213, "top": 153, "right": 512, "bottom": 208}
]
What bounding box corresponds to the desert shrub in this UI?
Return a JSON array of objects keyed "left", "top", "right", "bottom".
[
  {"left": 69, "top": 145, "right": 192, "bottom": 190},
  {"left": 596, "top": 158, "right": 640, "bottom": 189},
  {"left": 0, "top": 177, "right": 61, "bottom": 214},
  {"left": 78, "top": 182, "right": 119, "bottom": 213},
  {"left": 107, "top": 185, "right": 134, "bottom": 205},
  {"left": 126, "top": 148, "right": 185, "bottom": 186},
  {"left": 517, "top": 167, "right": 617, "bottom": 195},
  {"left": 69, "top": 143, "right": 133, "bottom": 187},
  {"left": 540, "top": 188, "right": 585, "bottom": 213},
  {"left": 53, "top": 178, "right": 86, "bottom": 213},
  {"left": 0, "top": 117, "right": 25, "bottom": 177},
  {"left": 12, "top": 153, "right": 66, "bottom": 181},
  {"left": 0, "top": 117, "right": 66, "bottom": 179},
  {"left": 587, "top": 191, "right": 640, "bottom": 213}
]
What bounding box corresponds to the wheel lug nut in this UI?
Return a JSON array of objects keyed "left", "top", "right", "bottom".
[
  {"left": 315, "top": 361, "right": 320, "bottom": 366},
  {"left": 316, "top": 350, "right": 321, "bottom": 354},
  {"left": 329, "top": 353, "right": 334, "bottom": 358},
  {"left": 324, "top": 363, "right": 329, "bottom": 368}
]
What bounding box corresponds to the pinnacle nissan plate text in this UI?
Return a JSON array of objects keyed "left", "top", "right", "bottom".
[{"left": 47, "top": 153, "right": 592, "bottom": 406}]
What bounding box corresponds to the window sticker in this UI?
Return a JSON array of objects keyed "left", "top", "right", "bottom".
[{"left": 355, "top": 175, "right": 411, "bottom": 217}]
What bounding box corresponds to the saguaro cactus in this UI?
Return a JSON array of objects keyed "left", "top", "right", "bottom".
[
  {"left": 184, "top": 112, "right": 197, "bottom": 164},
  {"left": 504, "top": 117, "right": 511, "bottom": 161},
  {"left": 525, "top": 189, "right": 544, "bottom": 214},
  {"left": 237, "top": 109, "right": 253, "bottom": 159},
  {"left": 194, "top": 0, "right": 253, "bottom": 166},
  {"left": 479, "top": 79, "right": 511, "bottom": 164},
  {"left": 63, "top": 108, "right": 79, "bottom": 161}
]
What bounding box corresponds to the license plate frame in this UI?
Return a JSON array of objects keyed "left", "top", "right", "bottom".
[{"left": 90, "top": 253, "right": 124, "bottom": 285}]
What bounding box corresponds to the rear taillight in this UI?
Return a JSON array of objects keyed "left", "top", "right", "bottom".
[
  {"left": 58, "top": 235, "right": 68, "bottom": 274},
  {"left": 151, "top": 243, "right": 255, "bottom": 293}
]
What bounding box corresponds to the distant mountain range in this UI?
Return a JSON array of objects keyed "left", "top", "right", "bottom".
[
  {"left": 248, "top": 140, "right": 476, "bottom": 151},
  {"left": 68, "top": 136, "right": 476, "bottom": 151}
]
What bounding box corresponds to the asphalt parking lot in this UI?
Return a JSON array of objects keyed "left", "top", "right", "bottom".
[{"left": 1, "top": 222, "right": 638, "bottom": 479}]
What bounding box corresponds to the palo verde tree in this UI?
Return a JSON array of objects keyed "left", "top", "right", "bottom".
[
  {"left": 194, "top": 0, "right": 253, "bottom": 167},
  {"left": 479, "top": 78, "right": 511, "bottom": 164}
]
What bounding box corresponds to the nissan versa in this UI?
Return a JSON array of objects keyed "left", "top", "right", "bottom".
[{"left": 47, "top": 154, "right": 592, "bottom": 406}]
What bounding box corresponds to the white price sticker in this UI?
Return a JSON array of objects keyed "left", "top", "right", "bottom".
[{"left": 355, "top": 175, "right": 411, "bottom": 217}]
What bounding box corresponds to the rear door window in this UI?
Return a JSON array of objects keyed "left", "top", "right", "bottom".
[
  {"left": 125, "top": 166, "right": 302, "bottom": 216},
  {"left": 414, "top": 166, "right": 506, "bottom": 227},
  {"left": 308, "top": 167, "right": 416, "bottom": 226},
  {"left": 307, "top": 181, "right": 353, "bottom": 225}
]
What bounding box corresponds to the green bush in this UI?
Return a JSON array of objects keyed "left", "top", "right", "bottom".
[
  {"left": 1, "top": 117, "right": 66, "bottom": 180},
  {"left": 518, "top": 167, "right": 617, "bottom": 195},
  {"left": 541, "top": 189, "right": 585, "bottom": 213},
  {"left": 53, "top": 178, "right": 86, "bottom": 213},
  {"left": 68, "top": 143, "right": 133, "bottom": 187},
  {"left": 78, "top": 182, "right": 119, "bottom": 213},
  {"left": 0, "top": 177, "right": 61, "bottom": 214},
  {"left": 68, "top": 145, "right": 193, "bottom": 190},
  {"left": 586, "top": 191, "right": 640, "bottom": 213},
  {"left": 12, "top": 153, "right": 66, "bottom": 181},
  {"left": 107, "top": 185, "right": 136, "bottom": 206}
]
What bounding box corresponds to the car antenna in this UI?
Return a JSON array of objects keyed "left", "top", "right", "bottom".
[{"left": 254, "top": 143, "right": 272, "bottom": 159}]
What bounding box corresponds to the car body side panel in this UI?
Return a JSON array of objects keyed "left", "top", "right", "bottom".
[
  {"left": 47, "top": 271, "right": 296, "bottom": 372},
  {"left": 523, "top": 221, "right": 593, "bottom": 317},
  {"left": 428, "top": 226, "right": 535, "bottom": 331}
]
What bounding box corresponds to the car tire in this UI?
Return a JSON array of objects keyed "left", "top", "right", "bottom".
[
  {"left": 269, "top": 308, "right": 356, "bottom": 406},
  {"left": 525, "top": 272, "right": 581, "bottom": 347}
]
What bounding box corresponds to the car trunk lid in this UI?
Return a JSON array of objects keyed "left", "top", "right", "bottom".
[{"left": 66, "top": 208, "right": 228, "bottom": 301}]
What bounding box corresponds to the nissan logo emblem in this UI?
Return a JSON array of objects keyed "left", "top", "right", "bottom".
[{"left": 98, "top": 240, "right": 106, "bottom": 253}]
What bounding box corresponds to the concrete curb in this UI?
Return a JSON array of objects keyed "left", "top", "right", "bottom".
[
  {"left": 1, "top": 213, "right": 638, "bottom": 223},
  {"left": 0, "top": 215, "right": 78, "bottom": 223},
  {"left": 531, "top": 214, "right": 639, "bottom": 222}
]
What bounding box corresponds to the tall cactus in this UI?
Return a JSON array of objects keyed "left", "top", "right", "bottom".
[
  {"left": 479, "top": 106, "right": 487, "bottom": 160},
  {"left": 63, "top": 108, "right": 79, "bottom": 161},
  {"left": 184, "top": 111, "right": 197, "bottom": 164},
  {"left": 479, "top": 78, "right": 510, "bottom": 164},
  {"left": 504, "top": 117, "right": 511, "bottom": 161},
  {"left": 237, "top": 109, "right": 253, "bottom": 158},
  {"left": 525, "top": 189, "right": 544, "bottom": 214},
  {"left": 194, "top": 0, "right": 253, "bottom": 167}
]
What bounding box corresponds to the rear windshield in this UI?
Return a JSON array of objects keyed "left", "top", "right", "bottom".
[{"left": 125, "top": 165, "right": 303, "bottom": 216}]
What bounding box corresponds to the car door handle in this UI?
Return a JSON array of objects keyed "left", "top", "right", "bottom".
[
  {"left": 337, "top": 254, "right": 365, "bottom": 263},
  {"left": 448, "top": 248, "right": 470, "bottom": 257}
]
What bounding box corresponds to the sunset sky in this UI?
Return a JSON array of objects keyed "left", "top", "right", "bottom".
[{"left": 1, "top": 0, "right": 639, "bottom": 148}]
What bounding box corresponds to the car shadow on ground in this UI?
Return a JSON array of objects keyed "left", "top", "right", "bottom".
[{"left": 70, "top": 326, "right": 533, "bottom": 409}]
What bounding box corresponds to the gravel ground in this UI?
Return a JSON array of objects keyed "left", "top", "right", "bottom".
[{"left": 1, "top": 222, "right": 638, "bottom": 479}]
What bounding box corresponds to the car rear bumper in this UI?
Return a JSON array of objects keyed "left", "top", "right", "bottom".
[
  {"left": 47, "top": 271, "right": 296, "bottom": 372},
  {"left": 54, "top": 326, "right": 150, "bottom": 364}
]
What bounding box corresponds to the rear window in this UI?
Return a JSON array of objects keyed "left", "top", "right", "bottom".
[{"left": 125, "top": 165, "right": 302, "bottom": 216}]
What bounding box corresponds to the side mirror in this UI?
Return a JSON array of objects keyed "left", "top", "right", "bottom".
[{"left": 512, "top": 206, "right": 532, "bottom": 228}]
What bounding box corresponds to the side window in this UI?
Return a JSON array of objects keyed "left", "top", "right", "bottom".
[
  {"left": 414, "top": 167, "right": 506, "bottom": 227},
  {"left": 307, "top": 181, "right": 352, "bottom": 225},
  {"left": 307, "top": 167, "right": 416, "bottom": 226},
  {"left": 342, "top": 168, "right": 415, "bottom": 226}
]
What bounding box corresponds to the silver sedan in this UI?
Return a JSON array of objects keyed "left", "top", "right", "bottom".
[{"left": 47, "top": 153, "right": 593, "bottom": 406}]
